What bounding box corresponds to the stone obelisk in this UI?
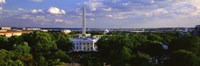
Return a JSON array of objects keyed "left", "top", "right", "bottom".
[{"left": 82, "top": 6, "right": 86, "bottom": 36}]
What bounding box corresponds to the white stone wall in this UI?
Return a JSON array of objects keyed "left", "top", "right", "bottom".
[{"left": 71, "top": 38, "right": 98, "bottom": 52}]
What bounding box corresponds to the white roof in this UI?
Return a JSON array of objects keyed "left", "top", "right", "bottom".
[{"left": 71, "top": 37, "right": 99, "bottom": 43}]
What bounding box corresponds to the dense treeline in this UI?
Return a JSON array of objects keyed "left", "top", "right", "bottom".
[
  {"left": 0, "top": 31, "right": 73, "bottom": 66},
  {"left": 0, "top": 31, "right": 200, "bottom": 66},
  {"left": 96, "top": 31, "right": 200, "bottom": 66}
]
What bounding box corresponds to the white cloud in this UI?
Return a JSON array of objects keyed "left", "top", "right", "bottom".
[
  {"left": 87, "top": 13, "right": 94, "bottom": 16},
  {"left": 173, "top": 0, "right": 200, "bottom": 16},
  {"left": 122, "top": 2, "right": 131, "bottom": 6},
  {"left": 112, "top": 0, "right": 120, "bottom": 3},
  {"left": 85, "top": 1, "right": 103, "bottom": 11},
  {"left": 30, "top": 0, "right": 43, "bottom": 2},
  {"left": 35, "top": 16, "right": 45, "bottom": 20},
  {"left": 18, "top": 8, "right": 24, "bottom": 11},
  {"left": 105, "top": 11, "right": 139, "bottom": 19},
  {"left": 102, "top": 7, "right": 112, "bottom": 11},
  {"left": 0, "top": 0, "right": 6, "bottom": 4},
  {"left": 106, "top": 14, "right": 113, "bottom": 17},
  {"left": 0, "top": 7, "right": 3, "bottom": 10},
  {"left": 138, "top": 17, "right": 200, "bottom": 28},
  {"left": 102, "top": 0, "right": 200, "bottom": 20},
  {"left": 31, "top": 9, "right": 43, "bottom": 13},
  {"left": 55, "top": 19, "right": 64, "bottom": 22},
  {"left": 2, "top": 0, "right": 200, "bottom": 28},
  {"left": 48, "top": 7, "right": 66, "bottom": 15},
  {"left": 145, "top": 8, "right": 169, "bottom": 16},
  {"left": 90, "top": 18, "right": 95, "bottom": 21}
]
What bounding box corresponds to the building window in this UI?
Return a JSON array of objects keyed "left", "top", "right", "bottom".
[
  {"left": 83, "top": 47, "right": 86, "bottom": 51},
  {"left": 87, "top": 43, "right": 90, "bottom": 47}
]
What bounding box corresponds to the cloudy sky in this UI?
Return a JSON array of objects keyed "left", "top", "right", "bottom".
[{"left": 0, "top": 0, "right": 200, "bottom": 28}]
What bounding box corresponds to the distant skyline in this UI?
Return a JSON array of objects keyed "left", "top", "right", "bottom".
[{"left": 0, "top": 0, "right": 200, "bottom": 28}]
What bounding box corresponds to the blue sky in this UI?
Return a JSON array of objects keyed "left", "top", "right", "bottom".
[{"left": 0, "top": 0, "right": 200, "bottom": 28}]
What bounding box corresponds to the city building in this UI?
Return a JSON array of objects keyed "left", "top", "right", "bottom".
[
  {"left": 195, "top": 25, "right": 200, "bottom": 32},
  {"left": 193, "top": 25, "right": 200, "bottom": 35},
  {"left": 70, "top": 6, "right": 99, "bottom": 52},
  {"left": 27, "top": 28, "right": 41, "bottom": 30},
  {"left": 0, "top": 30, "right": 33, "bottom": 37},
  {"left": 71, "top": 37, "right": 99, "bottom": 52},
  {"left": 1, "top": 27, "right": 12, "bottom": 30},
  {"left": 61, "top": 30, "right": 71, "bottom": 34}
]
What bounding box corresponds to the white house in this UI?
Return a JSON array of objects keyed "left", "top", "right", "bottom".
[
  {"left": 70, "top": 6, "right": 100, "bottom": 52},
  {"left": 71, "top": 37, "right": 99, "bottom": 52}
]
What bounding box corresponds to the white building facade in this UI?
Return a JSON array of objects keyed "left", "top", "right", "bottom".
[{"left": 71, "top": 37, "right": 99, "bottom": 52}]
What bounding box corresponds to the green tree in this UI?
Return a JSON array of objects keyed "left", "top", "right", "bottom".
[
  {"left": 142, "top": 41, "right": 164, "bottom": 58},
  {"left": 13, "top": 42, "right": 32, "bottom": 65},
  {"left": 169, "top": 35, "right": 200, "bottom": 56},
  {"left": 7, "top": 60, "right": 24, "bottom": 66},
  {"left": 13, "top": 42, "right": 30, "bottom": 55},
  {"left": 0, "top": 49, "right": 15, "bottom": 66},
  {"left": 159, "top": 31, "right": 179, "bottom": 44},
  {"left": 147, "top": 34, "right": 163, "bottom": 42},
  {"left": 50, "top": 59, "right": 65, "bottom": 66},
  {"left": 96, "top": 35, "right": 132, "bottom": 66},
  {"left": 21, "top": 31, "right": 58, "bottom": 60},
  {"left": 22, "top": 31, "right": 57, "bottom": 53},
  {"left": 79, "top": 53, "right": 102, "bottom": 66},
  {"left": 17, "top": 54, "right": 33, "bottom": 66},
  {"left": 0, "top": 36, "right": 11, "bottom": 50},
  {"left": 8, "top": 36, "right": 23, "bottom": 47},
  {"left": 51, "top": 49, "right": 72, "bottom": 63},
  {"left": 167, "top": 50, "right": 199, "bottom": 66},
  {"left": 128, "top": 34, "right": 148, "bottom": 51},
  {"left": 50, "top": 32, "right": 73, "bottom": 51},
  {"left": 131, "top": 52, "right": 152, "bottom": 66},
  {"left": 21, "top": 31, "right": 58, "bottom": 65},
  {"left": 35, "top": 56, "right": 48, "bottom": 66}
]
